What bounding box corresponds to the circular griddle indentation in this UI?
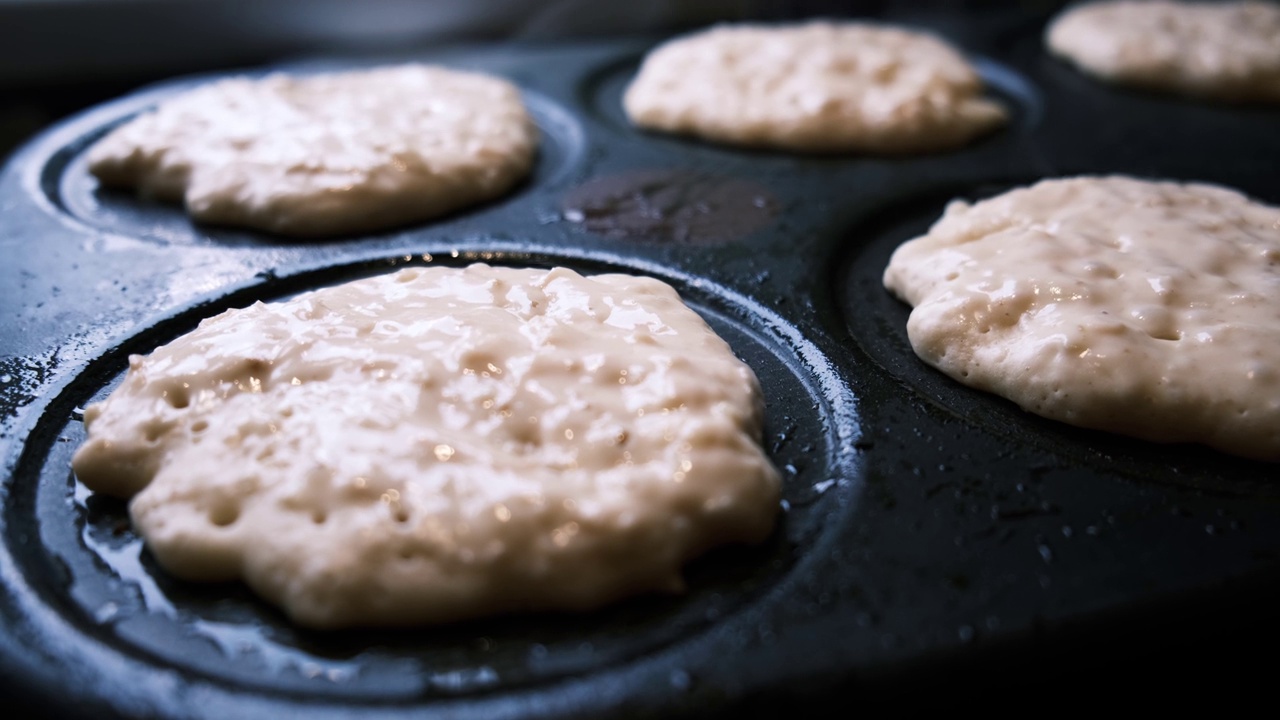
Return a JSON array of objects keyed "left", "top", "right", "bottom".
[
  {"left": 560, "top": 168, "right": 779, "bottom": 245},
  {"left": 582, "top": 52, "right": 1042, "bottom": 157},
  {"left": 10, "top": 252, "right": 857, "bottom": 711},
  {"left": 38, "top": 80, "right": 586, "bottom": 246},
  {"left": 836, "top": 182, "right": 1280, "bottom": 496}
]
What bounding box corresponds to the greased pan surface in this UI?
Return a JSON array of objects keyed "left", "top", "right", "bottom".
[{"left": 2, "top": 9, "right": 1280, "bottom": 717}]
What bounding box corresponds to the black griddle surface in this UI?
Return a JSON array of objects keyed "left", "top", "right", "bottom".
[{"left": 3, "top": 9, "right": 1280, "bottom": 717}]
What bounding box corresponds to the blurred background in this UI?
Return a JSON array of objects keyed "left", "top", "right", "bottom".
[{"left": 0, "top": 0, "right": 1067, "bottom": 160}]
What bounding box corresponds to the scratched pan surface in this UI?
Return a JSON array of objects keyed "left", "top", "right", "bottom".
[{"left": 3, "top": 7, "right": 1280, "bottom": 718}]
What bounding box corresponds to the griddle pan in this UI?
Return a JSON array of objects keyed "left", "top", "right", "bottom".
[{"left": 2, "top": 6, "right": 1279, "bottom": 717}]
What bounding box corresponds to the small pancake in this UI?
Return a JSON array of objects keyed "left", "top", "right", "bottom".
[
  {"left": 623, "top": 21, "right": 1007, "bottom": 154},
  {"left": 72, "top": 265, "right": 781, "bottom": 628},
  {"left": 883, "top": 176, "right": 1280, "bottom": 462},
  {"left": 87, "top": 65, "right": 539, "bottom": 237},
  {"left": 1046, "top": 1, "right": 1280, "bottom": 102}
]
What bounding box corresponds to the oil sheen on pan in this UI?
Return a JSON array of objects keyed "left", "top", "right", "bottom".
[{"left": 561, "top": 169, "right": 778, "bottom": 244}]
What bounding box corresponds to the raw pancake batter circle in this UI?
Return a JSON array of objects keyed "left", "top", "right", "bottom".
[
  {"left": 882, "top": 176, "right": 1280, "bottom": 462},
  {"left": 86, "top": 65, "right": 539, "bottom": 237},
  {"left": 71, "top": 264, "right": 781, "bottom": 629},
  {"left": 622, "top": 21, "right": 1008, "bottom": 154},
  {"left": 1046, "top": 1, "right": 1280, "bottom": 102}
]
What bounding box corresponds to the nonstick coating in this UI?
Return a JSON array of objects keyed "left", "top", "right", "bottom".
[{"left": 2, "top": 7, "right": 1280, "bottom": 717}]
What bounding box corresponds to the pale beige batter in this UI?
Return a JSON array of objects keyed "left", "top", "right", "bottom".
[
  {"left": 883, "top": 176, "right": 1280, "bottom": 462},
  {"left": 87, "top": 65, "right": 539, "bottom": 237},
  {"left": 623, "top": 21, "right": 1007, "bottom": 154},
  {"left": 72, "top": 265, "right": 781, "bottom": 629},
  {"left": 1046, "top": 1, "right": 1280, "bottom": 102}
]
